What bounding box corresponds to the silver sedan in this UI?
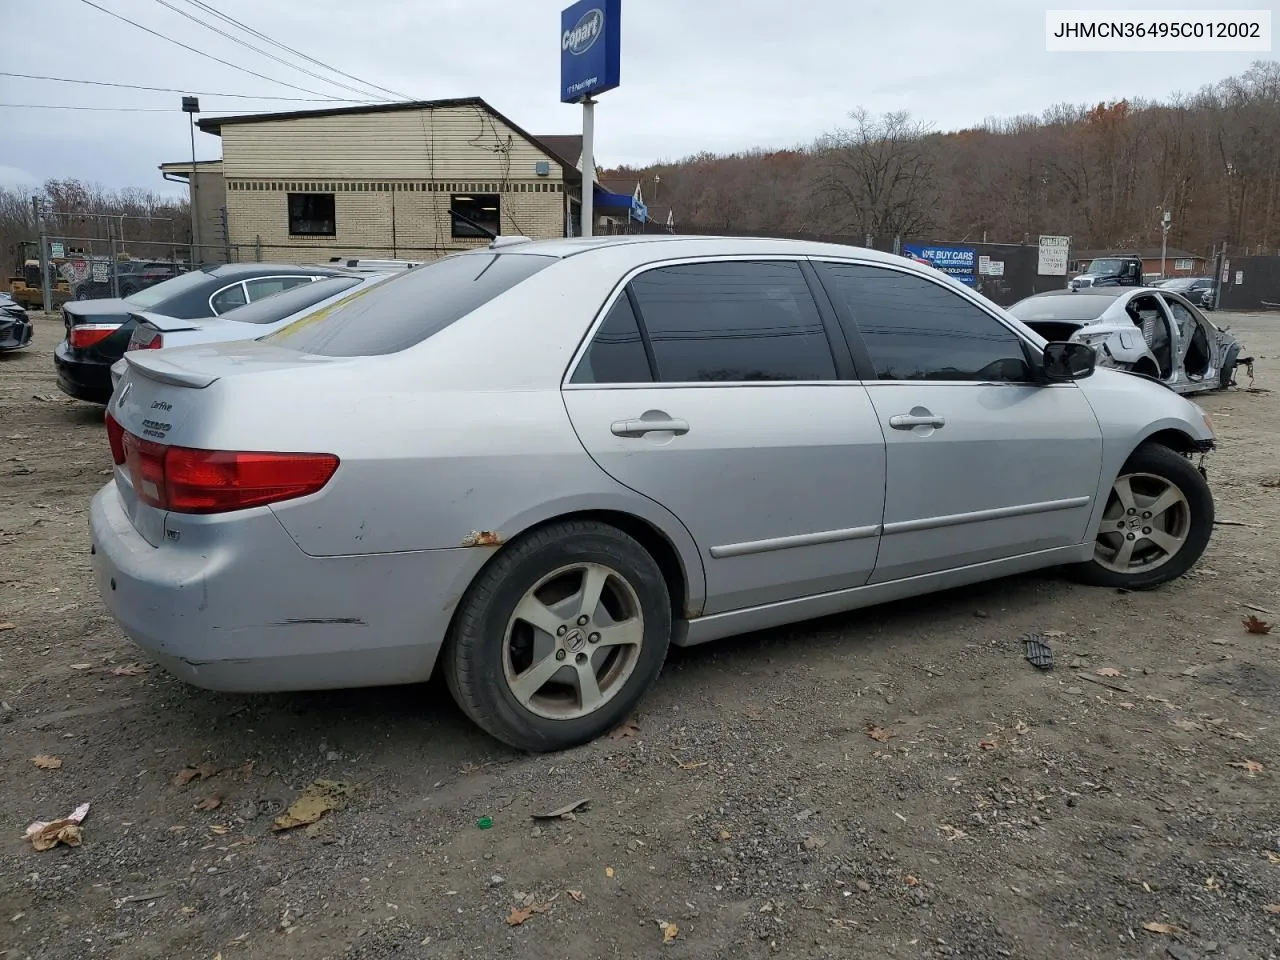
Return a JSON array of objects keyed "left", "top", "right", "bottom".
[{"left": 92, "top": 236, "right": 1217, "bottom": 750}]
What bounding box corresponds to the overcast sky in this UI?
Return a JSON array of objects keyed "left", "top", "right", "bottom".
[{"left": 1, "top": 0, "right": 1273, "bottom": 195}]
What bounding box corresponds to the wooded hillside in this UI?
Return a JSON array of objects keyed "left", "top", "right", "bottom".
[{"left": 606, "top": 61, "right": 1280, "bottom": 257}]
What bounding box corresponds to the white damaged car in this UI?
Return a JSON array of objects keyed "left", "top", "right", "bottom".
[{"left": 1008, "top": 287, "right": 1248, "bottom": 394}]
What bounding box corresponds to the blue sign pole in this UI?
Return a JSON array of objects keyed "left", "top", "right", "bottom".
[{"left": 561, "top": 0, "right": 621, "bottom": 237}]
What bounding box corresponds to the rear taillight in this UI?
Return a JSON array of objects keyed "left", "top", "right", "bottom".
[
  {"left": 69, "top": 323, "right": 121, "bottom": 349},
  {"left": 105, "top": 412, "right": 125, "bottom": 465},
  {"left": 127, "top": 326, "right": 163, "bottom": 352},
  {"left": 118, "top": 428, "right": 338, "bottom": 513}
]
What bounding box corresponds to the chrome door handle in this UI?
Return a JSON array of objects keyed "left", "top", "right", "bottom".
[
  {"left": 889, "top": 414, "right": 946, "bottom": 430},
  {"left": 611, "top": 417, "right": 690, "bottom": 438}
]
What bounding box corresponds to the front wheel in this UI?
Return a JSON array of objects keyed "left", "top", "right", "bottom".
[
  {"left": 443, "top": 520, "right": 671, "bottom": 752},
  {"left": 1071, "top": 443, "right": 1214, "bottom": 590}
]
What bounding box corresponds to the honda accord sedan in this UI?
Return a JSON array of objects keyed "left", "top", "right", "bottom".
[{"left": 92, "top": 236, "right": 1217, "bottom": 751}]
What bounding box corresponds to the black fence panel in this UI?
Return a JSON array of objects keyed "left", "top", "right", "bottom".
[{"left": 1218, "top": 255, "right": 1280, "bottom": 310}]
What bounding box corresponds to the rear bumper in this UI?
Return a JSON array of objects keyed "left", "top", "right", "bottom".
[
  {"left": 54, "top": 341, "right": 113, "bottom": 403},
  {"left": 89, "top": 482, "right": 480, "bottom": 693},
  {"left": 0, "top": 315, "right": 32, "bottom": 351}
]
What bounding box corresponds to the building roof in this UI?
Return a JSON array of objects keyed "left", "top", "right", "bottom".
[
  {"left": 195, "top": 97, "right": 582, "bottom": 180},
  {"left": 536, "top": 135, "right": 583, "bottom": 167},
  {"left": 158, "top": 159, "right": 223, "bottom": 180},
  {"left": 1074, "top": 247, "right": 1203, "bottom": 261}
]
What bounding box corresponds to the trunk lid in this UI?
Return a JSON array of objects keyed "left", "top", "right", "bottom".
[{"left": 128, "top": 310, "right": 203, "bottom": 334}]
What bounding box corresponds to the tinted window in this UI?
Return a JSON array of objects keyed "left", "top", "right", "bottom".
[
  {"left": 266, "top": 252, "right": 554, "bottom": 357},
  {"left": 824, "top": 263, "right": 1031, "bottom": 382},
  {"left": 210, "top": 283, "right": 248, "bottom": 314},
  {"left": 219, "top": 275, "right": 363, "bottom": 324},
  {"left": 572, "top": 294, "right": 652, "bottom": 384},
  {"left": 123, "top": 268, "right": 213, "bottom": 309},
  {"left": 246, "top": 276, "right": 313, "bottom": 301},
  {"left": 628, "top": 261, "right": 835, "bottom": 382}
]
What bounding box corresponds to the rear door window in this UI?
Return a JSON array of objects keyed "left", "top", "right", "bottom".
[
  {"left": 626, "top": 260, "right": 837, "bottom": 382},
  {"left": 209, "top": 282, "right": 248, "bottom": 314},
  {"left": 266, "top": 253, "right": 555, "bottom": 356},
  {"left": 245, "top": 276, "right": 315, "bottom": 301}
]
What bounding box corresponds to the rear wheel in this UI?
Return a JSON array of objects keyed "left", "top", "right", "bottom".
[
  {"left": 443, "top": 520, "right": 671, "bottom": 752},
  {"left": 1072, "top": 443, "right": 1213, "bottom": 589}
]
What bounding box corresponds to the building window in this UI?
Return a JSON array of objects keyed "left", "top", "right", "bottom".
[
  {"left": 1174, "top": 258, "right": 1194, "bottom": 271},
  {"left": 451, "top": 194, "right": 500, "bottom": 238},
  {"left": 288, "top": 193, "right": 336, "bottom": 236}
]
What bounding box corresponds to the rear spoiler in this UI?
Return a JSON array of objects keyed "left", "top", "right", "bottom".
[
  {"left": 123, "top": 351, "right": 219, "bottom": 388},
  {"left": 127, "top": 310, "right": 204, "bottom": 334}
]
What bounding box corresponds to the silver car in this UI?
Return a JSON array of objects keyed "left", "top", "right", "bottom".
[
  {"left": 1008, "top": 287, "right": 1245, "bottom": 394},
  {"left": 92, "top": 236, "right": 1217, "bottom": 751}
]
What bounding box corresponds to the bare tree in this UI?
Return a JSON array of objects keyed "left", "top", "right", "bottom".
[{"left": 813, "top": 109, "right": 938, "bottom": 245}]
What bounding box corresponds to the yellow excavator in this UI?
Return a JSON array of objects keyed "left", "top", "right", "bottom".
[{"left": 8, "top": 258, "right": 73, "bottom": 310}]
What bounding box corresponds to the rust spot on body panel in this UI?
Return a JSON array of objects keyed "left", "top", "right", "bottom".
[{"left": 460, "top": 530, "right": 503, "bottom": 548}]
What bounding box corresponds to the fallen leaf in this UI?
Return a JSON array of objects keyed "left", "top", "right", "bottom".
[
  {"left": 673, "top": 757, "right": 707, "bottom": 770},
  {"left": 111, "top": 663, "right": 148, "bottom": 677},
  {"left": 1095, "top": 667, "right": 1123, "bottom": 677},
  {"left": 173, "top": 761, "right": 221, "bottom": 786},
  {"left": 25, "top": 802, "right": 90, "bottom": 851},
  {"left": 32, "top": 755, "right": 63, "bottom": 770},
  {"left": 1230, "top": 760, "right": 1264, "bottom": 775},
  {"left": 567, "top": 889, "right": 585, "bottom": 903},
  {"left": 210, "top": 825, "right": 230, "bottom": 835},
  {"left": 532, "top": 797, "right": 590, "bottom": 820},
  {"left": 1267, "top": 851, "right": 1280, "bottom": 865},
  {"left": 505, "top": 906, "right": 533, "bottom": 927},
  {"left": 1265, "top": 904, "right": 1280, "bottom": 914},
  {"left": 1243, "top": 615, "right": 1272, "bottom": 635},
  {"left": 69, "top": 663, "right": 93, "bottom": 670},
  {"left": 0, "top": 623, "right": 15, "bottom": 631},
  {"left": 716, "top": 829, "right": 732, "bottom": 842},
  {"left": 661, "top": 921, "right": 679, "bottom": 944},
  {"left": 272, "top": 780, "right": 353, "bottom": 831},
  {"left": 865, "top": 722, "right": 895, "bottom": 743},
  {"left": 608, "top": 718, "right": 640, "bottom": 739},
  {"left": 605, "top": 866, "right": 615, "bottom": 879},
  {"left": 904, "top": 874, "right": 920, "bottom": 887},
  {"left": 194, "top": 794, "right": 222, "bottom": 812},
  {"left": 1141, "top": 921, "right": 1184, "bottom": 935},
  {"left": 978, "top": 739, "right": 999, "bottom": 751}
]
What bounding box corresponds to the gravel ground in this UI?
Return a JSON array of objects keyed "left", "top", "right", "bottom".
[{"left": 2, "top": 311, "right": 1279, "bottom": 960}]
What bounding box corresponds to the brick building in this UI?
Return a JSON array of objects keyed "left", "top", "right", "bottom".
[{"left": 161, "top": 98, "right": 586, "bottom": 262}]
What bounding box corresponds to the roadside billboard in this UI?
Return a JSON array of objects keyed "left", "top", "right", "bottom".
[{"left": 903, "top": 243, "right": 977, "bottom": 286}]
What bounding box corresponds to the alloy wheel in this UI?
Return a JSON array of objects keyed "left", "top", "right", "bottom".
[
  {"left": 502, "top": 562, "right": 645, "bottom": 720},
  {"left": 1094, "top": 472, "right": 1191, "bottom": 574}
]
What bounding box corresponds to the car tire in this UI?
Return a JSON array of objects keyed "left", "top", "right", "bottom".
[
  {"left": 1070, "top": 443, "right": 1213, "bottom": 590},
  {"left": 1219, "top": 342, "right": 1240, "bottom": 390},
  {"left": 443, "top": 519, "right": 672, "bottom": 752}
]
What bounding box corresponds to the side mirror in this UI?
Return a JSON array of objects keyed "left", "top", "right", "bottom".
[{"left": 1043, "top": 341, "right": 1096, "bottom": 381}]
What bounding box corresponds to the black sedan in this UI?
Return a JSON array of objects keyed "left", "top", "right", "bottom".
[
  {"left": 1155, "top": 276, "right": 1216, "bottom": 310},
  {"left": 55, "top": 263, "right": 343, "bottom": 403},
  {"left": 0, "top": 293, "right": 33, "bottom": 352}
]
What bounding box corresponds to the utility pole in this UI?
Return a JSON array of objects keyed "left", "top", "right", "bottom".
[
  {"left": 182, "top": 96, "right": 200, "bottom": 262},
  {"left": 580, "top": 96, "right": 595, "bottom": 237},
  {"left": 1160, "top": 210, "right": 1171, "bottom": 279},
  {"left": 34, "top": 195, "right": 52, "bottom": 313}
]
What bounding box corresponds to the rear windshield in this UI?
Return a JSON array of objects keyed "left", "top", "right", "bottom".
[
  {"left": 123, "top": 269, "right": 212, "bottom": 309},
  {"left": 220, "top": 275, "right": 364, "bottom": 324},
  {"left": 1008, "top": 295, "right": 1116, "bottom": 323},
  {"left": 264, "top": 253, "right": 555, "bottom": 356}
]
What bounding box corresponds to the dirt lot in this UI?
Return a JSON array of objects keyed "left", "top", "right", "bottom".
[{"left": 2, "top": 312, "right": 1279, "bottom": 960}]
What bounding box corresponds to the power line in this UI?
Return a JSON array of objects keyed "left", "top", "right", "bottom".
[
  {"left": 73, "top": 0, "right": 349, "bottom": 101},
  {"left": 176, "top": 0, "right": 413, "bottom": 101},
  {"left": 0, "top": 71, "right": 374, "bottom": 102},
  {"left": 149, "top": 0, "right": 394, "bottom": 103},
  {"left": 0, "top": 103, "right": 194, "bottom": 112}
]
